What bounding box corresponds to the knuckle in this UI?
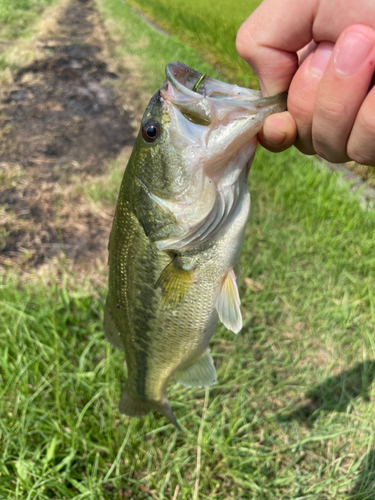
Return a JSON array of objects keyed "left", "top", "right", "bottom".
[
  {"left": 235, "top": 26, "right": 245, "bottom": 54},
  {"left": 288, "top": 91, "right": 313, "bottom": 123},
  {"left": 347, "top": 143, "right": 375, "bottom": 166},
  {"left": 312, "top": 135, "right": 346, "bottom": 161},
  {"left": 235, "top": 24, "right": 255, "bottom": 60},
  {"left": 357, "top": 110, "right": 375, "bottom": 138},
  {"left": 294, "top": 140, "right": 315, "bottom": 156},
  {"left": 312, "top": 98, "right": 348, "bottom": 160},
  {"left": 347, "top": 98, "right": 375, "bottom": 165},
  {"left": 314, "top": 97, "right": 346, "bottom": 124},
  {"left": 315, "top": 150, "right": 348, "bottom": 164},
  {"left": 312, "top": 130, "right": 348, "bottom": 162},
  {"left": 311, "top": 137, "right": 328, "bottom": 158}
]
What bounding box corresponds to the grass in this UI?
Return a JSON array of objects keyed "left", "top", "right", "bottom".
[
  {"left": 84, "top": 150, "right": 133, "bottom": 208},
  {"left": 2, "top": 0, "right": 375, "bottom": 498},
  {"left": 0, "top": 0, "right": 64, "bottom": 81},
  {"left": 0, "top": 0, "right": 59, "bottom": 40},
  {"left": 125, "top": 0, "right": 261, "bottom": 88},
  {"left": 347, "top": 162, "right": 375, "bottom": 189},
  {"left": 3, "top": 149, "right": 375, "bottom": 498}
]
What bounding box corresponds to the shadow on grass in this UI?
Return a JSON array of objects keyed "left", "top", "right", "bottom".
[
  {"left": 279, "top": 361, "right": 375, "bottom": 427},
  {"left": 349, "top": 449, "right": 375, "bottom": 499}
]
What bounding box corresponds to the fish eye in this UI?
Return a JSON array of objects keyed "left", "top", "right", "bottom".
[{"left": 142, "top": 121, "right": 160, "bottom": 143}]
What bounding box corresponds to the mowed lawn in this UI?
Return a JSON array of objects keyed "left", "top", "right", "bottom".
[
  {"left": 1, "top": 0, "right": 375, "bottom": 499},
  {"left": 0, "top": 0, "right": 59, "bottom": 40},
  {"left": 125, "top": 0, "right": 262, "bottom": 87}
]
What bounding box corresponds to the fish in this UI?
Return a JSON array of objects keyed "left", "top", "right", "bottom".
[{"left": 104, "top": 62, "right": 287, "bottom": 429}]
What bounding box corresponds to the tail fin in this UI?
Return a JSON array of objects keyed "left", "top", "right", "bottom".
[{"left": 119, "top": 388, "right": 181, "bottom": 431}]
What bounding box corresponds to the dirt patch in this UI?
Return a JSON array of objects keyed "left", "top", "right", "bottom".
[{"left": 0, "top": 0, "right": 137, "bottom": 271}]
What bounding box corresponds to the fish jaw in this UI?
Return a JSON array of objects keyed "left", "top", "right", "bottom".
[{"left": 161, "top": 62, "right": 287, "bottom": 186}]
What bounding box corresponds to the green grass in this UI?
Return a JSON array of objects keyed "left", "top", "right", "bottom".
[
  {"left": 99, "top": 0, "right": 225, "bottom": 98},
  {"left": 85, "top": 159, "right": 127, "bottom": 207},
  {"left": 0, "top": 0, "right": 58, "bottom": 40},
  {"left": 0, "top": 0, "right": 60, "bottom": 77},
  {"left": 2, "top": 0, "right": 375, "bottom": 498},
  {"left": 125, "top": 0, "right": 261, "bottom": 88},
  {"left": 3, "top": 148, "right": 375, "bottom": 498}
]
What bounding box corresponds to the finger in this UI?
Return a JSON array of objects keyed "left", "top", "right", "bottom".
[
  {"left": 258, "top": 112, "right": 297, "bottom": 152},
  {"left": 312, "top": 25, "right": 375, "bottom": 163},
  {"left": 236, "top": 0, "right": 375, "bottom": 97},
  {"left": 288, "top": 42, "right": 334, "bottom": 155},
  {"left": 347, "top": 86, "right": 375, "bottom": 166},
  {"left": 236, "top": 0, "right": 317, "bottom": 95},
  {"left": 298, "top": 40, "right": 317, "bottom": 65}
]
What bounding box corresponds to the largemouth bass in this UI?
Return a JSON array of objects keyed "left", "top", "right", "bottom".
[{"left": 104, "top": 62, "right": 287, "bottom": 429}]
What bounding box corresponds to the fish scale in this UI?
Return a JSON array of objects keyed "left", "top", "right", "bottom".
[{"left": 104, "top": 62, "right": 287, "bottom": 429}]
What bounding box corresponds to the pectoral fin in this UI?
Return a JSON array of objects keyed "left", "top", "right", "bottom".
[
  {"left": 156, "top": 257, "right": 195, "bottom": 306},
  {"left": 174, "top": 349, "right": 217, "bottom": 388},
  {"left": 216, "top": 268, "right": 242, "bottom": 334}
]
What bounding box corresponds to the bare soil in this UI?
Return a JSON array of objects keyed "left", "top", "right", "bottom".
[{"left": 0, "top": 0, "right": 137, "bottom": 271}]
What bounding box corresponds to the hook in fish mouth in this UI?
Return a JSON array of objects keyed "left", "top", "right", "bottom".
[
  {"left": 162, "top": 62, "right": 287, "bottom": 126},
  {"left": 165, "top": 61, "right": 287, "bottom": 103}
]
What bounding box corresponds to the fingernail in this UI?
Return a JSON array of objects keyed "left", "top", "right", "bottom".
[
  {"left": 259, "top": 78, "right": 268, "bottom": 96},
  {"left": 334, "top": 32, "right": 373, "bottom": 75},
  {"left": 310, "top": 42, "right": 334, "bottom": 74}
]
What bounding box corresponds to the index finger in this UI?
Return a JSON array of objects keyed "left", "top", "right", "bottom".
[
  {"left": 236, "top": 0, "right": 317, "bottom": 95},
  {"left": 236, "top": 0, "right": 375, "bottom": 96}
]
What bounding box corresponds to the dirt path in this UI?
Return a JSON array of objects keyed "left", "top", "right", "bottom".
[{"left": 0, "top": 0, "right": 137, "bottom": 271}]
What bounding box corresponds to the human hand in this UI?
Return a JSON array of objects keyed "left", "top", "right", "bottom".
[{"left": 236, "top": 0, "right": 375, "bottom": 166}]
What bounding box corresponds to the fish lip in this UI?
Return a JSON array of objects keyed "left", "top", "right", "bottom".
[
  {"left": 164, "top": 62, "right": 287, "bottom": 112},
  {"left": 165, "top": 62, "right": 203, "bottom": 97}
]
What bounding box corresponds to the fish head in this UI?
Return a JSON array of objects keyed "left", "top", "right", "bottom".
[
  {"left": 131, "top": 62, "right": 287, "bottom": 250},
  {"left": 161, "top": 62, "right": 287, "bottom": 186},
  {"left": 129, "top": 85, "right": 191, "bottom": 201}
]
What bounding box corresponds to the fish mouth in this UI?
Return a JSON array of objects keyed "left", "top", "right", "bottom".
[
  {"left": 151, "top": 64, "right": 288, "bottom": 251},
  {"left": 162, "top": 62, "right": 287, "bottom": 125}
]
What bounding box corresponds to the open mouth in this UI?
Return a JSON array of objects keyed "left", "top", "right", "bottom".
[
  {"left": 164, "top": 62, "right": 264, "bottom": 100},
  {"left": 161, "top": 62, "right": 287, "bottom": 126}
]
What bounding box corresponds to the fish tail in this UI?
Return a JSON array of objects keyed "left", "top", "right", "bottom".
[
  {"left": 119, "top": 389, "right": 181, "bottom": 431},
  {"left": 158, "top": 400, "right": 181, "bottom": 431}
]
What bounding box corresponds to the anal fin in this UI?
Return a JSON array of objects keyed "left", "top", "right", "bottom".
[
  {"left": 174, "top": 349, "right": 217, "bottom": 388},
  {"left": 216, "top": 268, "right": 242, "bottom": 334}
]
